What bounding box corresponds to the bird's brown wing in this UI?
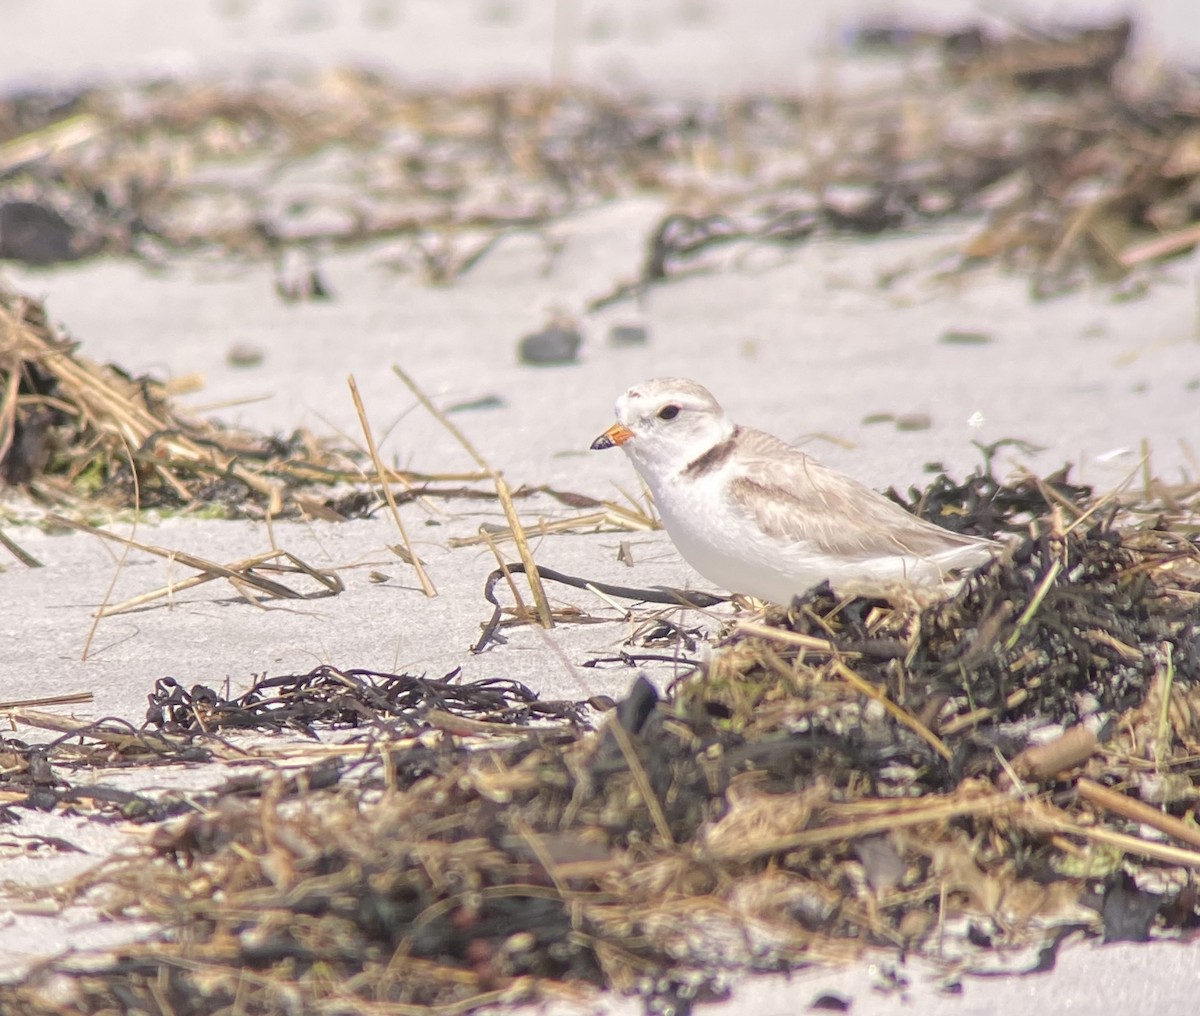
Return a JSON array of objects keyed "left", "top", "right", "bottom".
[{"left": 725, "top": 428, "right": 995, "bottom": 562}]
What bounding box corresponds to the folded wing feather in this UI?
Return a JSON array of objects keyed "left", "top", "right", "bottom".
[{"left": 726, "top": 428, "right": 996, "bottom": 564}]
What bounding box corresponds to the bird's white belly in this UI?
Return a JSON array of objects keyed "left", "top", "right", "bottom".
[{"left": 651, "top": 474, "right": 812, "bottom": 601}]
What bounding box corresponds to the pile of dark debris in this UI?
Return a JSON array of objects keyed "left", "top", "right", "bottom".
[
  {"left": 1, "top": 454, "right": 1197, "bottom": 1015},
  {"left": 0, "top": 17, "right": 1197, "bottom": 302}
]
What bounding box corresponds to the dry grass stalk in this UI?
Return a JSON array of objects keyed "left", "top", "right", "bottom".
[
  {"left": 347, "top": 374, "right": 436, "bottom": 597},
  {"left": 8, "top": 708, "right": 187, "bottom": 755},
  {"left": 1156, "top": 641, "right": 1177, "bottom": 769},
  {"left": 496, "top": 474, "right": 554, "bottom": 628},
  {"left": 391, "top": 363, "right": 553, "bottom": 628},
  {"left": 603, "top": 713, "right": 674, "bottom": 846},
  {"left": 0, "top": 112, "right": 101, "bottom": 172},
  {"left": 0, "top": 527, "right": 42, "bottom": 567},
  {"left": 1003, "top": 558, "right": 1063, "bottom": 650},
  {"left": 832, "top": 660, "right": 952, "bottom": 762},
  {"left": 725, "top": 786, "right": 1021, "bottom": 861},
  {"left": 447, "top": 502, "right": 657, "bottom": 548},
  {"left": 1118, "top": 222, "right": 1200, "bottom": 267},
  {"left": 1075, "top": 777, "right": 1200, "bottom": 852},
  {"left": 47, "top": 513, "right": 343, "bottom": 615},
  {"left": 1022, "top": 801, "right": 1200, "bottom": 869},
  {"left": 0, "top": 691, "right": 94, "bottom": 712},
  {"left": 731, "top": 620, "right": 845, "bottom": 658},
  {"left": 81, "top": 436, "right": 141, "bottom": 659}
]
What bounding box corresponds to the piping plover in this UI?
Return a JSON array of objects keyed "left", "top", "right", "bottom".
[{"left": 591, "top": 378, "right": 999, "bottom": 603}]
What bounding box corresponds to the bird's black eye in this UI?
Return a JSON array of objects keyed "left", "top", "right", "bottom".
[{"left": 657, "top": 404, "right": 680, "bottom": 420}]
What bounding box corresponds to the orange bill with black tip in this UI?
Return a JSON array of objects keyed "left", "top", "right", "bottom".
[{"left": 590, "top": 423, "right": 633, "bottom": 450}]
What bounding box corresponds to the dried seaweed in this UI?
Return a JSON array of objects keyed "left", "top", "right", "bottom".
[
  {"left": 4, "top": 465, "right": 1198, "bottom": 1014},
  {"left": 3, "top": 19, "right": 1199, "bottom": 296},
  {"left": 473, "top": 561, "right": 725, "bottom": 653},
  {"left": 0, "top": 669, "right": 589, "bottom": 826},
  {"left": 702, "top": 521, "right": 1198, "bottom": 788},
  {"left": 0, "top": 286, "right": 490, "bottom": 515},
  {"left": 143, "top": 665, "right": 589, "bottom": 737},
  {"left": 888, "top": 441, "right": 1094, "bottom": 537}
]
